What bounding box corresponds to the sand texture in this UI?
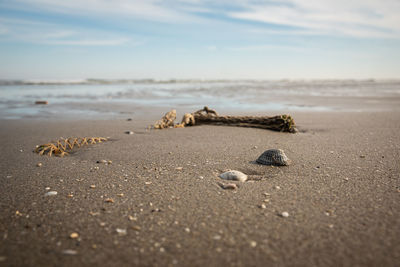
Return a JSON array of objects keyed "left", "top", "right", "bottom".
[{"left": 0, "top": 111, "right": 399, "bottom": 266}]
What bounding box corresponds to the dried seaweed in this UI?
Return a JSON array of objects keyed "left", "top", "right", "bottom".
[{"left": 35, "top": 137, "right": 107, "bottom": 157}]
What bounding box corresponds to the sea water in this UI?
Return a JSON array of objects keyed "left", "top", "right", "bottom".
[{"left": 0, "top": 79, "right": 399, "bottom": 119}]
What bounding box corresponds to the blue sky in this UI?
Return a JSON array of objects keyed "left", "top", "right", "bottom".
[{"left": 0, "top": 0, "right": 399, "bottom": 80}]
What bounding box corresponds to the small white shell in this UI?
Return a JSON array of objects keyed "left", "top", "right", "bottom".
[
  {"left": 219, "top": 170, "right": 248, "bottom": 182},
  {"left": 44, "top": 191, "right": 58, "bottom": 196}
]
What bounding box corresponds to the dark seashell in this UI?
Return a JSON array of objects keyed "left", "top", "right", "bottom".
[{"left": 256, "top": 149, "right": 290, "bottom": 166}]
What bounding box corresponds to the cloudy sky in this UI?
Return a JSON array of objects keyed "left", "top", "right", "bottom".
[{"left": 0, "top": 0, "right": 399, "bottom": 79}]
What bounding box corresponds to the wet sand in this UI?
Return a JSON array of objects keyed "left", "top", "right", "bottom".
[{"left": 0, "top": 110, "right": 399, "bottom": 266}]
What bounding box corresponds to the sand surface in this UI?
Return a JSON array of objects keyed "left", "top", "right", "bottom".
[{"left": 0, "top": 111, "right": 399, "bottom": 266}]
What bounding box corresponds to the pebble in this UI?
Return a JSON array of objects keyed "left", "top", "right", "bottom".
[
  {"left": 116, "top": 228, "right": 127, "bottom": 236},
  {"left": 360, "top": 155, "right": 366, "bottom": 158},
  {"left": 184, "top": 227, "right": 190, "bottom": 233},
  {"left": 280, "top": 211, "right": 289, "bottom": 218},
  {"left": 90, "top": 185, "right": 96, "bottom": 189},
  {"left": 125, "top": 131, "right": 134, "bottom": 135},
  {"left": 274, "top": 186, "right": 281, "bottom": 190},
  {"left": 96, "top": 160, "right": 107, "bottom": 164},
  {"left": 250, "top": 241, "right": 257, "bottom": 247},
  {"left": 69, "top": 232, "right": 79, "bottom": 239},
  {"left": 105, "top": 198, "right": 114, "bottom": 203},
  {"left": 128, "top": 215, "right": 137, "bottom": 221},
  {"left": 45, "top": 191, "right": 57, "bottom": 196},
  {"left": 36, "top": 162, "right": 42, "bottom": 167},
  {"left": 219, "top": 170, "right": 248, "bottom": 182},
  {"left": 131, "top": 225, "right": 141, "bottom": 231},
  {"left": 213, "top": 235, "right": 221, "bottom": 240},
  {"left": 219, "top": 183, "right": 238, "bottom": 190},
  {"left": 45, "top": 187, "right": 51, "bottom": 191},
  {"left": 259, "top": 204, "right": 267, "bottom": 209},
  {"left": 175, "top": 167, "right": 183, "bottom": 171},
  {"left": 198, "top": 176, "right": 204, "bottom": 179},
  {"left": 62, "top": 250, "right": 78, "bottom": 255},
  {"left": 0, "top": 256, "right": 6, "bottom": 262},
  {"left": 127, "top": 118, "right": 132, "bottom": 121}
]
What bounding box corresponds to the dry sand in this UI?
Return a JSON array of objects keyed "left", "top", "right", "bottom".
[{"left": 0, "top": 110, "right": 399, "bottom": 266}]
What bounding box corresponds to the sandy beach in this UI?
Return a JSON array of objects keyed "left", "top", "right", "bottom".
[{"left": 0, "top": 108, "right": 399, "bottom": 266}]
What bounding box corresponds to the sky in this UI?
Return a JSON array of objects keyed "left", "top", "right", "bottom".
[{"left": 0, "top": 0, "right": 399, "bottom": 80}]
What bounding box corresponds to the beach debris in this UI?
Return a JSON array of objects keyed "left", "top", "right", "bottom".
[
  {"left": 116, "top": 228, "right": 127, "bottom": 236},
  {"left": 62, "top": 249, "right": 78, "bottom": 255},
  {"left": 90, "top": 185, "right": 96, "bottom": 189},
  {"left": 154, "top": 109, "right": 177, "bottom": 129},
  {"left": 69, "top": 232, "right": 79, "bottom": 239},
  {"left": 128, "top": 215, "right": 137, "bottom": 221},
  {"left": 280, "top": 211, "right": 290, "bottom": 218},
  {"left": 256, "top": 149, "right": 290, "bottom": 166},
  {"left": 36, "top": 162, "right": 42, "bottom": 167},
  {"left": 35, "top": 100, "right": 48, "bottom": 105},
  {"left": 127, "top": 118, "right": 132, "bottom": 121},
  {"left": 213, "top": 235, "right": 222, "bottom": 240},
  {"left": 45, "top": 191, "right": 58, "bottom": 196},
  {"left": 105, "top": 198, "right": 114, "bottom": 203},
  {"left": 125, "top": 131, "right": 134, "bottom": 135},
  {"left": 35, "top": 137, "right": 107, "bottom": 157},
  {"left": 219, "top": 170, "right": 248, "bottom": 182},
  {"left": 218, "top": 182, "right": 238, "bottom": 190},
  {"left": 360, "top": 155, "right": 366, "bottom": 158},
  {"left": 153, "top": 106, "right": 297, "bottom": 133},
  {"left": 96, "top": 159, "right": 107, "bottom": 164},
  {"left": 131, "top": 225, "right": 141, "bottom": 231}
]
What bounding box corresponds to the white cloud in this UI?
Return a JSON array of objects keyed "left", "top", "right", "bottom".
[
  {"left": 0, "top": 17, "right": 134, "bottom": 46},
  {"left": 228, "top": 44, "right": 304, "bottom": 52},
  {"left": 228, "top": 0, "right": 400, "bottom": 38},
  {"left": 1, "top": 0, "right": 400, "bottom": 39},
  {"left": 3, "top": 0, "right": 196, "bottom": 23}
]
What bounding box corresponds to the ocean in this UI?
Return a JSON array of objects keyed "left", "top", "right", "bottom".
[{"left": 1, "top": 79, "right": 399, "bottom": 120}]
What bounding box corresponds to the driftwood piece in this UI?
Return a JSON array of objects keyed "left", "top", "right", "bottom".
[
  {"left": 185, "top": 107, "right": 297, "bottom": 133},
  {"left": 155, "top": 106, "right": 297, "bottom": 133}
]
